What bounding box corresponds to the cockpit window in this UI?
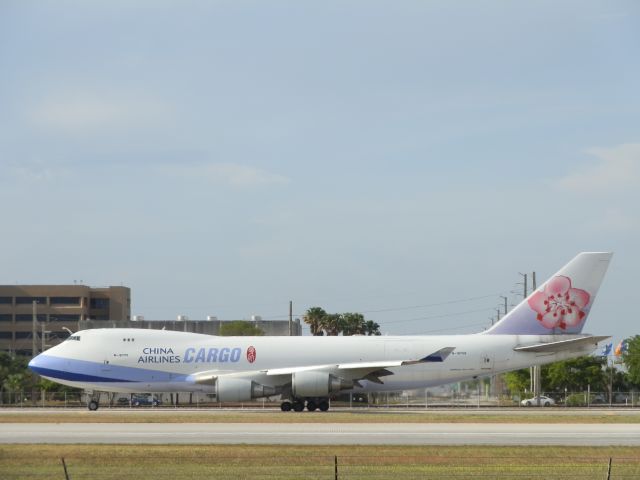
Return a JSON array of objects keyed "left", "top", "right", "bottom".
[{"left": 66, "top": 335, "right": 81, "bottom": 341}]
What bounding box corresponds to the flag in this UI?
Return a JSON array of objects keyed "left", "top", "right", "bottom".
[
  {"left": 614, "top": 340, "right": 627, "bottom": 356},
  {"left": 601, "top": 343, "right": 613, "bottom": 356}
]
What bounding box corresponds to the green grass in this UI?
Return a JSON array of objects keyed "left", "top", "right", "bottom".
[{"left": 2, "top": 445, "right": 640, "bottom": 479}]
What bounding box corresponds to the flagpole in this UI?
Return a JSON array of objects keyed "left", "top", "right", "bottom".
[{"left": 609, "top": 352, "right": 613, "bottom": 407}]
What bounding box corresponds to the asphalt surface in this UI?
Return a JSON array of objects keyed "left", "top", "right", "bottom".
[{"left": 2, "top": 422, "right": 640, "bottom": 446}]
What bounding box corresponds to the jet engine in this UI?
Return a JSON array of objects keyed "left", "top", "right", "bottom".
[
  {"left": 215, "top": 377, "right": 278, "bottom": 402},
  {"left": 291, "top": 371, "right": 353, "bottom": 397}
]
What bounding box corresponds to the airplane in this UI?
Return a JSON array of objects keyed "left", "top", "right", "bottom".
[{"left": 29, "top": 252, "right": 612, "bottom": 412}]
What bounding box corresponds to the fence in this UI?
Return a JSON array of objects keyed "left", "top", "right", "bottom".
[
  {"left": 1, "top": 390, "right": 639, "bottom": 408},
  {"left": 3, "top": 454, "right": 640, "bottom": 479}
]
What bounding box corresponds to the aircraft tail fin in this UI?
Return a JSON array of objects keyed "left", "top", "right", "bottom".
[{"left": 484, "top": 252, "right": 612, "bottom": 335}]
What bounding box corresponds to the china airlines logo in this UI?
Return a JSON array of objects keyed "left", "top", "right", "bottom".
[
  {"left": 246, "top": 346, "right": 257, "bottom": 363},
  {"left": 528, "top": 275, "right": 590, "bottom": 330}
]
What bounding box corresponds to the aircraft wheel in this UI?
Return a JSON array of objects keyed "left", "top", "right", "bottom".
[
  {"left": 306, "top": 400, "right": 317, "bottom": 412},
  {"left": 88, "top": 400, "right": 99, "bottom": 411},
  {"left": 280, "top": 401, "right": 292, "bottom": 412},
  {"left": 318, "top": 400, "right": 329, "bottom": 412},
  {"left": 292, "top": 401, "right": 305, "bottom": 412}
]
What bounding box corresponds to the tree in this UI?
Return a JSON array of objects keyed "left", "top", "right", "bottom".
[
  {"left": 544, "top": 356, "right": 607, "bottom": 392},
  {"left": 622, "top": 336, "right": 640, "bottom": 387},
  {"left": 340, "top": 313, "right": 366, "bottom": 336},
  {"left": 219, "top": 321, "right": 264, "bottom": 336},
  {"left": 321, "top": 313, "right": 342, "bottom": 336},
  {"left": 0, "top": 352, "right": 11, "bottom": 386},
  {"left": 303, "top": 307, "right": 327, "bottom": 336},
  {"left": 364, "top": 320, "right": 381, "bottom": 336},
  {"left": 304, "top": 307, "right": 379, "bottom": 336},
  {"left": 2, "top": 373, "right": 25, "bottom": 393},
  {"left": 503, "top": 369, "right": 530, "bottom": 395}
]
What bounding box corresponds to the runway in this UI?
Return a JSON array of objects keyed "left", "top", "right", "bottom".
[{"left": 3, "top": 422, "right": 640, "bottom": 446}]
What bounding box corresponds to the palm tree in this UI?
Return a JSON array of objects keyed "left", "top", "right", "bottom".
[
  {"left": 303, "top": 307, "right": 327, "bottom": 336},
  {"left": 341, "top": 313, "right": 366, "bottom": 336},
  {"left": 364, "top": 320, "right": 381, "bottom": 336},
  {"left": 321, "top": 313, "right": 342, "bottom": 336}
]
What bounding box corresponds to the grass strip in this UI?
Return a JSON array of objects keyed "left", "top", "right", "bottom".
[{"left": 2, "top": 445, "right": 640, "bottom": 479}]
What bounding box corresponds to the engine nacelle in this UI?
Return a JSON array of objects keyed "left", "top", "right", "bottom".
[
  {"left": 215, "top": 377, "right": 278, "bottom": 402},
  {"left": 291, "top": 371, "right": 353, "bottom": 397}
]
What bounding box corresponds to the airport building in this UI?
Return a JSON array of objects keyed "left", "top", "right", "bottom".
[
  {"left": 0, "top": 285, "right": 131, "bottom": 355},
  {"left": 0, "top": 285, "right": 301, "bottom": 356}
]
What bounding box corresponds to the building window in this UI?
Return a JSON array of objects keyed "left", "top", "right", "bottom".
[
  {"left": 90, "top": 298, "right": 110, "bottom": 309},
  {"left": 50, "top": 297, "right": 81, "bottom": 305},
  {"left": 0, "top": 332, "right": 12, "bottom": 339},
  {"left": 15, "top": 297, "right": 46, "bottom": 305},
  {"left": 15, "top": 332, "right": 32, "bottom": 339},
  {"left": 0, "top": 314, "right": 12, "bottom": 322},
  {"left": 15, "top": 314, "right": 47, "bottom": 322},
  {"left": 0, "top": 297, "right": 12, "bottom": 304},
  {"left": 49, "top": 314, "right": 81, "bottom": 321}
]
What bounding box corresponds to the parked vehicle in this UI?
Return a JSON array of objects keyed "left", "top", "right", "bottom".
[
  {"left": 131, "top": 395, "right": 161, "bottom": 407},
  {"left": 521, "top": 395, "right": 555, "bottom": 407}
]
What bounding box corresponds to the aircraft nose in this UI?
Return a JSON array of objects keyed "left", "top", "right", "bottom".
[
  {"left": 28, "top": 352, "right": 52, "bottom": 375},
  {"left": 28, "top": 353, "right": 43, "bottom": 370}
]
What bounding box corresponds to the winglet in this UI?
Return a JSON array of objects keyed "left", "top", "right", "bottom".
[{"left": 404, "top": 347, "right": 456, "bottom": 365}]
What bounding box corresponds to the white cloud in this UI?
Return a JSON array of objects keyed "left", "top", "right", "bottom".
[
  {"left": 28, "top": 92, "right": 170, "bottom": 133},
  {"left": 164, "top": 162, "right": 290, "bottom": 188},
  {"left": 555, "top": 143, "right": 640, "bottom": 194}
]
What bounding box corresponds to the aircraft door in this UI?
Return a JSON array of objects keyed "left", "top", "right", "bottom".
[
  {"left": 480, "top": 352, "right": 494, "bottom": 371},
  {"left": 101, "top": 359, "right": 111, "bottom": 373}
]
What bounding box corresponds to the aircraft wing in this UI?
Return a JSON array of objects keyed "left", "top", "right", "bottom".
[
  {"left": 190, "top": 347, "right": 455, "bottom": 386},
  {"left": 264, "top": 346, "right": 456, "bottom": 375}
]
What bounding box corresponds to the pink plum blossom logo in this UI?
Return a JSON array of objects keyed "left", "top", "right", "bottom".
[
  {"left": 246, "top": 346, "right": 257, "bottom": 363},
  {"left": 527, "top": 275, "right": 590, "bottom": 330}
]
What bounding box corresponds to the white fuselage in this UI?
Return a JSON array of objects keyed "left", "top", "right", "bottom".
[{"left": 31, "top": 328, "right": 597, "bottom": 394}]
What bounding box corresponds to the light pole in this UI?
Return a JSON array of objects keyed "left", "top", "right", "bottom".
[{"left": 499, "top": 296, "right": 508, "bottom": 315}]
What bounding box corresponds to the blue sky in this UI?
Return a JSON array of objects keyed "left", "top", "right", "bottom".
[{"left": 1, "top": 1, "right": 638, "bottom": 341}]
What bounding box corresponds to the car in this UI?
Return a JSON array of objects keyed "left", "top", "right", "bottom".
[
  {"left": 521, "top": 395, "right": 555, "bottom": 407},
  {"left": 131, "top": 395, "right": 161, "bottom": 407}
]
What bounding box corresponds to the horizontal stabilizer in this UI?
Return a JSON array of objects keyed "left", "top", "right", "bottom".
[{"left": 513, "top": 335, "right": 610, "bottom": 353}]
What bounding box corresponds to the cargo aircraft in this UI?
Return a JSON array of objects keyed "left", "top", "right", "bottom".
[{"left": 29, "top": 252, "right": 612, "bottom": 412}]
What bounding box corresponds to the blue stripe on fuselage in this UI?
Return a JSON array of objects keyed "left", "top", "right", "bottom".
[
  {"left": 29, "top": 355, "right": 190, "bottom": 384},
  {"left": 30, "top": 365, "right": 134, "bottom": 383}
]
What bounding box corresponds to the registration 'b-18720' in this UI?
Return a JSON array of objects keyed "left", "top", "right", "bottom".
[{"left": 29, "top": 252, "right": 613, "bottom": 412}]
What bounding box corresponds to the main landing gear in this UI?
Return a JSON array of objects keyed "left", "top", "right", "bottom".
[{"left": 280, "top": 398, "right": 330, "bottom": 412}]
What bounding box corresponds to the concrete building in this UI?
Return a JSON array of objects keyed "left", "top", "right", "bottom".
[
  {"left": 0, "top": 285, "right": 131, "bottom": 356},
  {"left": 0, "top": 284, "right": 301, "bottom": 356}
]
